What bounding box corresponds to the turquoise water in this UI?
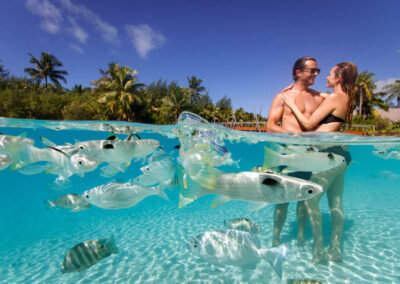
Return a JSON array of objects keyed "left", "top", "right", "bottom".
[{"left": 1, "top": 113, "right": 399, "bottom": 283}]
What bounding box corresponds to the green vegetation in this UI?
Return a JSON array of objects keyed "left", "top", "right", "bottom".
[
  {"left": 0, "top": 52, "right": 398, "bottom": 133},
  {"left": 0, "top": 53, "right": 261, "bottom": 124}
]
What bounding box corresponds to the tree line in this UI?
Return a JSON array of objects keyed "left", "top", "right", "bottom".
[
  {"left": 0, "top": 52, "right": 261, "bottom": 124},
  {"left": 0, "top": 52, "right": 399, "bottom": 124}
]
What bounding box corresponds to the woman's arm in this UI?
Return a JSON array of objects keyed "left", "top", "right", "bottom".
[{"left": 282, "top": 92, "right": 337, "bottom": 130}]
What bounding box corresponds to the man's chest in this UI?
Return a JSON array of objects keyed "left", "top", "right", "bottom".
[{"left": 294, "top": 94, "right": 321, "bottom": 115}]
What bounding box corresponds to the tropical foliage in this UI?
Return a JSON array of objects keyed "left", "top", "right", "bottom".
[
  {"left": 24, "top": 52, "right": 68, "bottom": 95},
  {"left": 384, "top": 80, "right": 400, "bottom": 107}
]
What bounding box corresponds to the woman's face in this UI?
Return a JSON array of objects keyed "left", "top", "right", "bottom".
[{"left": 326, "top": 66, "right": 340, "bottom": 88}]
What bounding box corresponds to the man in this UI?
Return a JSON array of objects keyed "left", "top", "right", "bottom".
[{"left": 266, "top": 56, "right": 328, "bottom": 263}]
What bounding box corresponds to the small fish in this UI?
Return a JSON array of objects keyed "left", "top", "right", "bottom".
[
  {"left": 224, "top": 218, "right": 261, "bottom": 234},
  {"left": 82, "top": 181, "right": 169, "bottom": 209},
  {"left": 177, "top": 166, "right": 323, "bottom": 211},
  {"left": 134, "top": 158, "right": 176, "bottom": 187},
  {"left": 0, "top": 154, "right": 13, "bottom": 170},
  {"left": 263, "top": 146, "right": 346, "bottom": 173},
  {"left": 187, "top": 229, "right": 288, "bottom": 278},
  {"left": 46, "top": 193, "right": 90, "bottom": 212},
  {"left": 61, "top": 236, "right": 118, "bottom": 273}
]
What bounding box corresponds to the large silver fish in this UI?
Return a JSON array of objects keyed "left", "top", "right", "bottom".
[
  {"left": 82, "top": 181, "right": 169, "bottom": 209},
  {"left": 263, "top": 146, "right": 346, "bottom": 173},
  {"left": 178, "top": 166, "right": 323, "bottom": 211},
  {"left": 61, "top": 236, "right": 118, "bottom": 273},
  {"left": 46, "top": 193, "right": 90, "bottom": 212},
  {"left": 224, "top": 218, "right": 261, "bottom": 234},
  {"left": 187, "top": 229, "right": 288, "bottom": 278},
  {"left": 0, "top": 133, "right": 34, "bottom": 156}
]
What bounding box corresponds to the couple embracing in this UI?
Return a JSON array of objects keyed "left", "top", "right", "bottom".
[{"left": 266, "top": 57, "right": 358, "bottom": 263}]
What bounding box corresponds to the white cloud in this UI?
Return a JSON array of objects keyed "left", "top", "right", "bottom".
[
  {"left": 126, "top": 24, "right": 166, "bottom": 58},
  {"left": 69, "top": 43, "right": 84, "bottom": 53},
  {"left": 25, "top": 0, "right": 63, "bottom": 34},
  {"left": 376, "top": 78, "right": 399, "bottom": 92},
  {"left": 57, "top": 0, "right": 119, "bottom": 45},
  {"left": 67, "top": 17, "right": 88, "bottom": 44}
]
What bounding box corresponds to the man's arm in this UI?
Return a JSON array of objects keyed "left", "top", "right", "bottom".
[{"left": 266, "top": 94, "right": 287, "bottom": 133}]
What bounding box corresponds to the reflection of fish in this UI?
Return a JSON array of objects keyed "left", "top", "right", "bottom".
[
  {"left": 178, "top": 166, "right": 323, "bottom": 211},
  {"left": 0, "top": 154, "right": 13, "bottom": 170},
  {"left": 263, "top": 146, "right": 345, "bottom": 172},
  {"left": 46, "top": 193, "right": 90, "bottom": 212},
  {"left": 224, "top": 218, "right": 261, "bottom": 234},
  {"left": 0, "top": 133, "right": 34, "bottom": 156},
  {"left": 187, "top": 229, "right": 288, "bottom": 278},
  {"left": 82, "top": 181, "right": 169, "bottom": 209},
  {"left": 372, "top": 150, "right": 400, "bottom": 160},
  {"left": 61, "top": 236, "right": 118, "bottom": 273}
]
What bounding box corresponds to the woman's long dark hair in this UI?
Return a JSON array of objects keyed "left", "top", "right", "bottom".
[{"left": 334, "top": 62, "right": 358, "bottom": 124}]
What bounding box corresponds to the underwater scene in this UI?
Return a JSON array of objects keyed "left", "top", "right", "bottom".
[{"left": 0, "top": 112, "right": 399, "bottom": 283}]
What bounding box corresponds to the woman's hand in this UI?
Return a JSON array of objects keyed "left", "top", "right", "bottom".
[{"left": 282, "top": 91, "right": 296, "bottom": 110}]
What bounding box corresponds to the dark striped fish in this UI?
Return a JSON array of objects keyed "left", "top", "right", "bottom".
[
  {"left": 46, "top": 193, "right": 90, "bottom": 212},
  {"left": 61, "top": 236, "right": 118, "bottom": 273}
]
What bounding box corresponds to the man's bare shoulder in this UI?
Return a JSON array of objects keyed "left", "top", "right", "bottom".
[{"left": 306, "top": 88, "right": 321, "bottom": 96}]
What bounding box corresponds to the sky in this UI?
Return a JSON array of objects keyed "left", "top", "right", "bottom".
[{"left": 1, "top": 0, "right": 399, "bottom": 117}]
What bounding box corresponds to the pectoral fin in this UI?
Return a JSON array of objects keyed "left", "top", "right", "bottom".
[{"left": 210, "top": 195, "right": 231, "bottom": 209}]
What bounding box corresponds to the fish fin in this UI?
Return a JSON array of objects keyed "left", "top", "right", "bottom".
[
  {"left": 19, "top": 132, "right": 27, "bottom": 137},
  {"left": 248, "top": 202, "right": 269, "bottom": 212},
  {"left": 100, "top": 165, "right": 121, "bottom": 177},
  {"left": 210, "top": 195, "right": 231, "bottom": 209},
  {"left": 177, "top": 165, "right": 206, "bottom": 209},
  {"left": 185, "top": 144, "right": 219, "bottom": 190},
  {"left": 262, "top": 146, "right": 282, "bottom": 171},
  {"left": 125, "top": 163, "right": 130, "bottom": 168},
  {"left": 70, "top": 207, "right": 84, "bottom": 213},
  {"left": 23, "top": 164, "right": 48, "bottom": 176},
  {"left": 45, "top": 200, "right": 56, "bottom": 209},
  {"left": 157, "top": 187, "right": 169, "bottom": 201},
  {"left": 261, "top": 245, "right": 289, "bottom": 279},
  {"left": 40, "top": 136, "right": 56, "bottom": 147},
  {"left": 107, "top": 235, "right": 119, "bottom": 254},
  {"left": 9, "top": 145, "right": 35, "bottom": 171}
]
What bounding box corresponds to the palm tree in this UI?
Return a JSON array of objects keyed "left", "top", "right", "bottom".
[
  {"left": 187, "top": 76, "right": 206, "bottom": 104},
  {"left": 353, "top": 71, "right": 377, "bottom": 118},
  {"left": 92, "top": 62, "right": 145, "bottom": 121},
  {"left": 0, "top": 59, "right": 9, "bottom": 81},
  {"left": 24, "top": 52, "right": 68, "bottom": 94},
  {"left": 384, "top": 80, "right": 400, "bottom": 107},
  {"left": 159, "top": 83, "right": 191, "bottom": 123}
]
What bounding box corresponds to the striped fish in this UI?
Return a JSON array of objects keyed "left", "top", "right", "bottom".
[
  {"left": 61, "top": 236, "right": 118, "bottom": 273},
  {"left": 224, "top": 218, "right": 261, "bottom": 234},
  {"left": 46, "top": 193, "right": 90, "bottom": 212}
]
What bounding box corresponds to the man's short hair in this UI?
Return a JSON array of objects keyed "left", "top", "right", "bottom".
[{"left": 292, "top": 56, "right": 317, "bottom": 81}]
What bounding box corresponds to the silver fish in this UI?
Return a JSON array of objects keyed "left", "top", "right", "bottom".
[
  {"left": 0, "top": 154, "right": 13, "bottom": 170},
  {"left": 0, "top": 133, "right": 34, "bottom": 156},
  {"left": 61, "top": 236, "right": 118, "bottom": 273},
  {"left": 134, "top": 158, "right": 176, "bottom": 186},
  {"left": 178, "top": 167, "right": 323, "bottom": 211},
  {"left": 224, "top": 218, "right": 261, "bottom": 234},
  {"left": 82, "top": 181, "right": 169, "bottom": 209},
  {"left": 46, "top": 193, "right": 90, "bottom": 212},
  {"left": 372, "top": 150, "right": 400, "bottom": 160},
  {"left": 263, "top": 146, "right": 346, "bottom": 172},
  {"left": 187, "top": 229, "right": 288, "bottom": 278}
]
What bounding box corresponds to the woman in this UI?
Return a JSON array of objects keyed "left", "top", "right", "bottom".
[{"left": 282, "top": 62, "right": 358, "bottom": 263}]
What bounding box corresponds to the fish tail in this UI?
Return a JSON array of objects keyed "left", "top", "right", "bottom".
[
  {"left": 261, "top": 245, "right": 289, "bottom": 279},
  {"left": 45, "top": 200, "right": 56, "bottom": 209},
  {"left": 156, "top": 182, "right": 169, "bottom": 201},
  {"left": 9, "top": 145, "right": 36, "bottom": 171},
  {"left": 177, "top": 165, "right": 206, "bottom": 209},
  {"left": 262, "top": 146, "right": 281, "bottom": 171},
  {"left": 107, "top": 235, "right": 119, "bottom": 254}
]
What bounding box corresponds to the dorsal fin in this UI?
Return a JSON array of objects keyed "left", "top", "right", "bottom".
[{"left": 40, "top": 136, "right": 56, "bottom": 147}]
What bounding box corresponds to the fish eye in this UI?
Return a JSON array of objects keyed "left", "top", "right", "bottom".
[
  {"left": 100, "top": 245, "right": 104, "bottom": 249},
  {"left": 86, "top": 195, "right": 89, "bottom": 198},
  {"left": 145, "top": 167, "right": 150, "bottom": 171},
  {"left": 78, "top": 160, "right": 83, "bottom": 165},
  {"left": 327, "top": 153, "right": 334, "bottom": 160},
  {"left": 307, "top": 188, "right": 314, "bottom": 194},
  {"left": 79, "top": 145, "right": 84, "bottom": 149}
]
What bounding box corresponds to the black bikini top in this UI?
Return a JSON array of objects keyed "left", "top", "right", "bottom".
[{"left": 320, "top": 114, "right": 346, "bottom": 124}]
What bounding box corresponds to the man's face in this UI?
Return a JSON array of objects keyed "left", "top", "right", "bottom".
[{"left": 297, "top": 60, "right": 319, "bottom": 86}]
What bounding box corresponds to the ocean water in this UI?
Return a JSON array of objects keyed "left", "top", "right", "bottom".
[{"left": 0, "top": 112, "right": 399, "bottom": 284}]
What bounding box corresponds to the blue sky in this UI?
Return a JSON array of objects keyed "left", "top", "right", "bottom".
[{"left": 1, "top": 0, "right": 399, "bottom": 117}]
